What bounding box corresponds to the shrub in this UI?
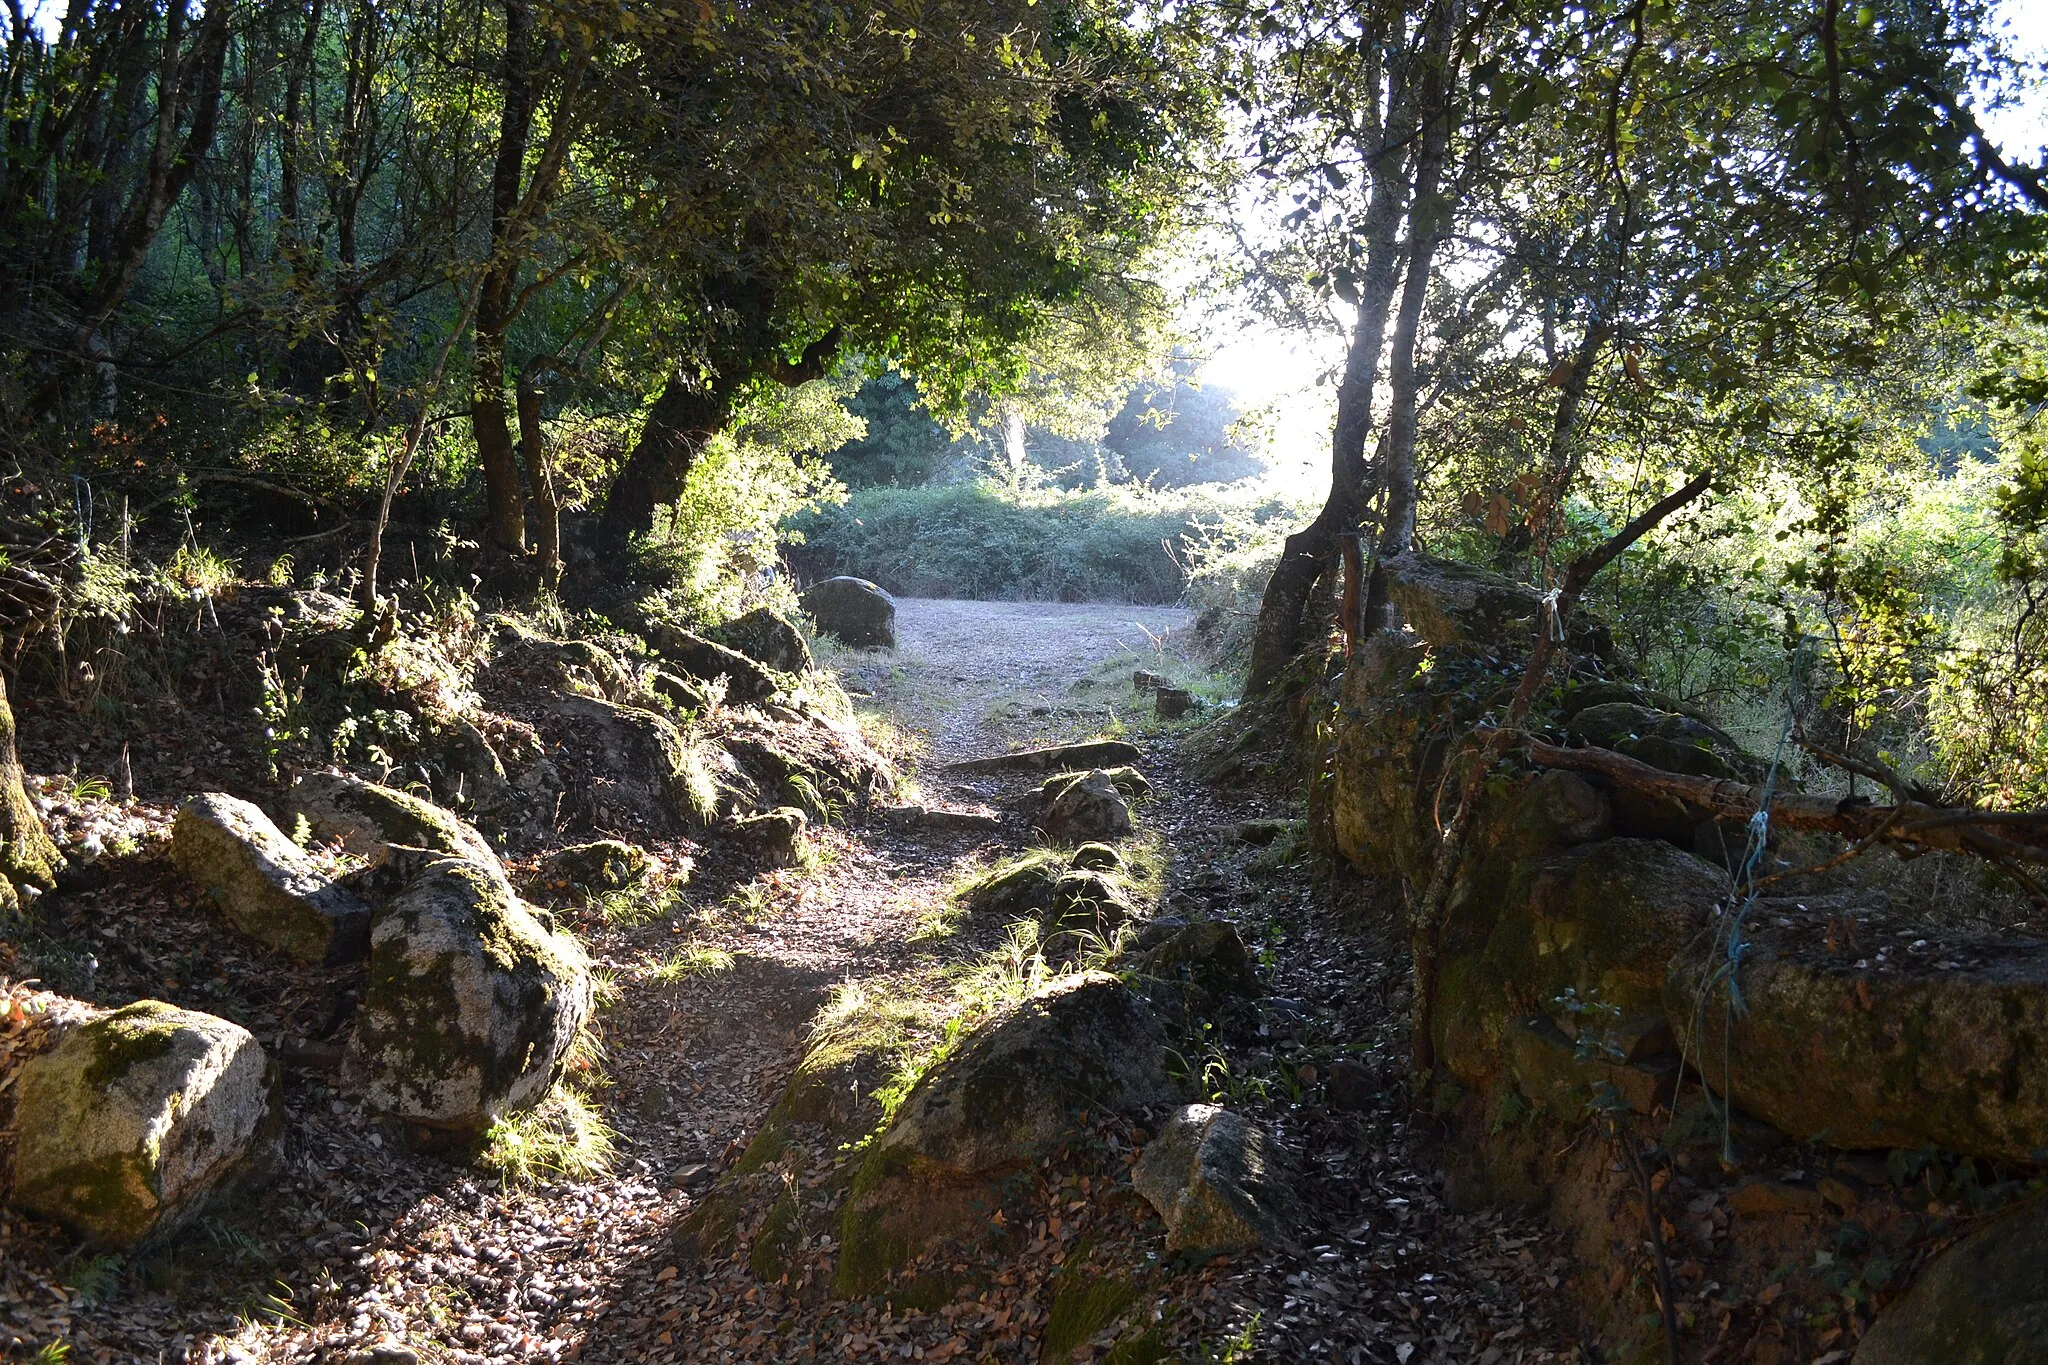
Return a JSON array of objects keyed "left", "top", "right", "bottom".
[{"left": 789, "top": 479, "right": 1297, "bottom": 605}]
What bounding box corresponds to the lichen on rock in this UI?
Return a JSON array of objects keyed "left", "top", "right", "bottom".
[
  {"left": 12, "top": 1000, "right": 280, "bottom": 1249},
  {"left": 171, "top": 791, "right": 372, "bottom": 965},
  {"left": 341, "top": 856, "right": 592, "bottom": 1138}
]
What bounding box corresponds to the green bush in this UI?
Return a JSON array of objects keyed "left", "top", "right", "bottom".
[{"left": 789, "top": 480, "right": 1296, "bottom": 605}]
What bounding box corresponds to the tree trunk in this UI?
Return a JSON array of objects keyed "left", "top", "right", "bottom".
[
  {"left": 596, "top": 374, "right": 740, "bottom": 552},
  {"left": 472, "top": 0, "right": 537, "bottom": 559},
  {"left": 517, "top": 364, "right": 561, "bottom": 587},
  {"left": 0, "top": 673, "right": 61, "bottom": 909},
  {"left": 1242, "top": 26, "right": 1419, "bottom": 697}
]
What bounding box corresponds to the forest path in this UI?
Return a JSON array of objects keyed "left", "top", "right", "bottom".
[{"left": 550, "top": 596, "right": 1195, "bottom": 1363}]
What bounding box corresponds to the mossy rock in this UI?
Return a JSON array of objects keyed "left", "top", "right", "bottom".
[
  {"left": 172, "top": 792, "right": 372, "bottom": 965},
  {"left": 12, "top": 1000, "right": 281, "bottom": 1249},
  {"left": 542, "top": 695, "right": 728, "bottom": 830},
  {"left": 1131, "top": 1103, "right": 1299, "bottom": 1253},
  {"left": 1434, "top": 838, "right": 1720, "bottom": 1093},
  {"left": 645, "top": 621, "right": 782, "bottom": 704},
  {"left": 1381, "top": 553, "right": 1613, "bottom": 661},
  {"left": 1133, "top": 920, "right": 1258, "bottom": 1003},
  {"left": 342, "top": 856, "right": 592, "bottom": 1137},
  {"left": 711, "top": 607, "right": 813, "bottom": 675},
  {"left": 837, "top": 973, "right": 1176, "bottom": 1295},
  {"left": 1042, "top": 869, "right": 1135, "bottom": 946},
  {"left": 1069, "top": 843, "right": 1123, "bottom": 872},
  {"left": 290, "top": 771, "right": 499, "bottom": 866},
  {"left": 542, "top": 839, "right": 655, "bottom": 895},
  {"left": 1854, "top": 1206, "right": 2048, "bottom": 1364},
  {"left": 960, "top": 851, "right": 1066, "bottom": 919}
]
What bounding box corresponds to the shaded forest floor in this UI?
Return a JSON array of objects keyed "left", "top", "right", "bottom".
[{"left": 4, "top": 598, "right": 1590, "bottom": 1364}]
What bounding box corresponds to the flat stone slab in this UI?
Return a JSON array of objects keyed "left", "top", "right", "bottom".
[
  {"left": 1672, "top": 919, "right": 2048, "bottom": 1163},
  {"left": 945, "top": 740, "right": 1142, "bottom": 775}
]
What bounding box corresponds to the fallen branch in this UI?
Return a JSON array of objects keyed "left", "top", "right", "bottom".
[{"left": 1492, "top": 730, "right": 2048, "bottom": 865}]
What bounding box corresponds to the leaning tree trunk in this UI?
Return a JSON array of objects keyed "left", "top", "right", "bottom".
[
  {"left": 0, "top": 674, "right": 61, "bottom": 912},
  {"left": 595, "top": 375, "right": 741, "bottom": 553}
]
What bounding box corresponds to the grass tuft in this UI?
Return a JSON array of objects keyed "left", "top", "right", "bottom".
[{"left": 478, "top": 1086, "right": 616, "bottom": 1184}]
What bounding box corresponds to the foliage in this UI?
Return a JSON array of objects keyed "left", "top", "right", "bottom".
[{"left": 793, "top": 480, "right": 1295, "bottom": 605}]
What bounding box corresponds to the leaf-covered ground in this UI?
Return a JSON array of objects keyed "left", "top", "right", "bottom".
[{"left": 3, "top": 598, "right": 1589, "bottom": 1364}]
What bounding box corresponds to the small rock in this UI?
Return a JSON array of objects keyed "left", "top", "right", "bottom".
[
  {"left": 1133, "top": 1104, "right": 1299, "bottom": 1252},
  {"left": 1818, "top": 1174, "right": 1861, "bottom": 1212},
  {"left": 543, "top": 839, "right": 655, "bottom": 895},
  {"left": 1155, "top": 686, "right": 1196, "bottom": 719},
  {"left": 1134, "top": 920, "right": 1258, "bottom": 1001},
  {"left": 1726, "top": 1178, "right": 1826, "bottom": 1217},
  {"left": 1133, "top": 670, "right": 1165, "bottom": 691},
  {"left": 1035, "top": 770, "right": 1133, "bottom": 842},
  {"left": 171, "top": 793, "right": 371, "bottom": 965},
  {"left": 801, "top": 576, "right": 897, "bottom": 648},
  {"left": 1068, "top": 842, "right": 1123, "bottom": 872},
  {"left": 1228, "top": 818, "right": 1297, "bottom": 847},
  {"left": 348, "top": 1344, "right": 420, "bottom": 1365},
  {"left": 13, "top": 1000, "right": 280, "bottom": 1248},
  {"left": 1043, "top": 869, "right": 1135, "bottom": 944},
  {"left": 732, "top": 806, "right": 807, "bottom": 866},
  {"left": 1325, "top": 1059, "right": 1378, "bottom": 1112}
]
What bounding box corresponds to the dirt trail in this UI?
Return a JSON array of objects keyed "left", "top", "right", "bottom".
[{"left": 841, "top": 597, "right": 1192, "bottom": 763}]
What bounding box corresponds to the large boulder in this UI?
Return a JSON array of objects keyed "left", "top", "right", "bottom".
[
  {"left": 838, "top": 973, "right": 1176, "bottom": 1293},
  {"left": 712, "top": 607, "right": 813, "bottom": 674},
  {"left": 645, "top": 622, "right": 781, "bottom": 705},
  {"left": 1133, "top": 1104, "right": 1299, "bottom": 1252},
  {"left": 171, "top": 792, "right": 371, "bottom": 965},
  {"left": 1035, "top": 770, "right": 1134, "bottom": 843},
  {"left": 1435, "top": 837, "right": 1721, "bottom": 1096},
  {"left": 1670, "top": 921, "right": 2048, "bottom": 1163},
  {"left": 289, "top": 771, "right": 498, "bottom": 865},
  {"left": 1380, "top": 553, "right": 1612, "bottom": 662},
  {"left": 342, "top": 857, "right": 592, "bottom": 1138},
  {"left": 1565, "top": 701, "right": 1765, "bottom": 848},
  {"left": 1853, "top": 1208, "right": 2048, "bottom": 1364},
  {"left": 11, "top": 1000, "right": 280, "bottom": 1249},
  {"left": 802, "top": 576, "right": 896, "bottom": 649}
]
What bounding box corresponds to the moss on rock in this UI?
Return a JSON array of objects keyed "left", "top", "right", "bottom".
[
  {"left": 341, "top": 856, "right": 592, "bottom": 1137},
  {"left": 12, "top": 1000, "right": 279, "bottom": 1249}
]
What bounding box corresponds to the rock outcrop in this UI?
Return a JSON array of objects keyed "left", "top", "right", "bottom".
[
  {"left": 11, "top": 1000, "right": 279, "bottom": 1248},
  {"left": 289, "top": 771, "right": 499, "bottom": 865},
  {"left": 802, "top": 576, "right": 897, "bottom": 648},
  {"left": 1132, "top": 1104, "right": 1298, "bottom": 1252},
  {"left": 712, "top": 607, "right": 813, "bottom": 674},
  {"left": 342, "top": 857, "right": 592, "bottom": 1139},
  {"left": 1672, "top": 924, "right": 2048, "bottom": 1162},
  {"left": 172, "top": 792, "right": 372, "bottom": 965},
  {"left": 646, "top": 622, "right": 782, "bottom": 704}
]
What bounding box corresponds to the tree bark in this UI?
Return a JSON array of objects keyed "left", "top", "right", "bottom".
[
  {"left": 595, "top": 374, "right": 741, "bottom": 552},
  {"left": 517, "top": 363, "right": 561, "bottom": 587},
  {"left": 1242, "top": 23, "right": 1419, "bottom": 697},
  {"left": 0, "top": 672, "right": 61, "bottom": 909},
  {"left": 472, "top": 0, "right": 538, "bottom": 559}
]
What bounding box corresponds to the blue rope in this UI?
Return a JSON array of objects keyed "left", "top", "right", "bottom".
[{"left": 1689, "top": 637, "right": 1805, "bottom": 1161}]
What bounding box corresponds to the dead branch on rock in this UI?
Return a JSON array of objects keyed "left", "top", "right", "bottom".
[
  {"left": 1490, "top": 731, "right": 2048, "bottom": 866},
  {"left": 1408, "top": 471, "right": 1715, "bottom": 1074}
]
